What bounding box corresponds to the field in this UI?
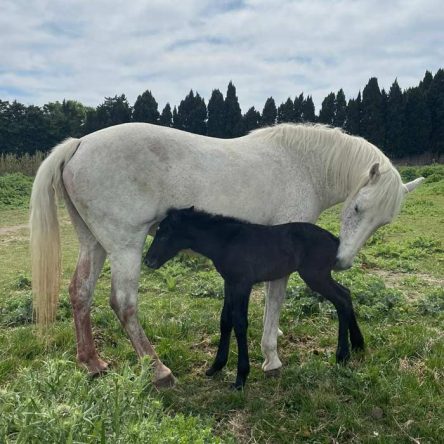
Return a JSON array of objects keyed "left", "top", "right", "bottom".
[{"left": 0, "top": 166, "right": 443, "bottom": 443}]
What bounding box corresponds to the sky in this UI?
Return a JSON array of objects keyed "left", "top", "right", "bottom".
[{"left": 1, "top": 0, "right": 443, "bottom": 113}]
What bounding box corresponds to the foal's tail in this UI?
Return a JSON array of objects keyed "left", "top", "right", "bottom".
[{"left": 30, "top": 138, "right": 81, "bottom": 329}]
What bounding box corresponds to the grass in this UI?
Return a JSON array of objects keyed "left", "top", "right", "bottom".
[{"left": 0, "top": 165, "right": 443, "bottom": 442}]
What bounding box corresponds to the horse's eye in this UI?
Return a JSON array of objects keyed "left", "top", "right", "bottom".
[{"left": 354, "top": 205, "right": 359, "bottom": 213}]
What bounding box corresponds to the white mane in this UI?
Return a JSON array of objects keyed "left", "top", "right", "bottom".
[{"left": 249, "top": 123, "right": 405, "bottom": 215}]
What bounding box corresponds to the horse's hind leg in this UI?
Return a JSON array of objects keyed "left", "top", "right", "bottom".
[
  {"left": 334, "top": 282, "right": 364, "bottom": 351},
  {"left": 66, "top": 203, "right": 108, "bottom": 375},
  {"left": 109, "top": 248, "right": 175, "bottom": 388}
]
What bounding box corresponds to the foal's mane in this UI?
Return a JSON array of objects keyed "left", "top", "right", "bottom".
[{"left": 249, "top": 123, "right": 405, "bottom": 215}]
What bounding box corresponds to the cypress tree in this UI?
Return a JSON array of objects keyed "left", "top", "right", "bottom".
[
  {"left": 224, "top": 82, "right": 243, "bottom": 137},
  {"left": 243, "top": 107, "right": 261, "bottom": 133},
  {"left": 318, "top": 92, "right": 335, "bottom": 125},
  {"left": 172, "top": 106, "right": 181, "bottom": 129},
  {"left": 361, "top": 78, "right": 384, "bottom": 147},
  {"left": 385, "top": 80, "right": 405, "bottom": 157},
  {"left": 333, "top": 89, "right": 347, "bottom": 128},
  {"left": 345, "top": 92, "right": 362, "bottom": 135},
  {"left": 261, "top": 97, "right": 277, "bottom": 126},
  {"left": 133, "top": 90, "right": 160, "bottom": 123},
  {"left": 207, "top": 89, "right": 226, "bottom": 137},
  {"left": 402, "top": 87, "right": 431, "bottom": 156},
  {"left": 159, "top": 103, "right": 173, "bottom": 127},
  {"left": 293, "top": 93, "right": 304, "bottom": 122},
  {"left": 427, "top": 69, "right": 444, "bottom": 155},
  {"left": 277, "top": 98, "right": 295, "bottom": 123},
  {"left": 302, "top": 95, "right": 316, "bottom": 122},
  {"left": 176, "top": 90, "right": 207, "bottom": 135}
]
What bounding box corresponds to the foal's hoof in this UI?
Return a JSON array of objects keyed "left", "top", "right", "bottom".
[
  {"left": 205, "top": 366, "right": 221, "bottom": 377},
  {"left": 336, "top": 352, "right": 351, "bottom": 365},
  {"left": 154, "top": 372, "right": 177, "bottom": 389},
  {"left": 230, "top": 382, "right": 245, "bottom": 391},
  {"left": 264, "top": 368, "right": 281, "bottom": 378}
]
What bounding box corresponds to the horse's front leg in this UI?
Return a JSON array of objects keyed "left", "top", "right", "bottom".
[
  {"left": 261, "top": 276, "right": 289, "bottom": 374},
  {"left": 110, "top": 249, "right": 175, "bottom": 388},
  {"left": 206, "top": 288, "right": 233, "bottom": 376}
]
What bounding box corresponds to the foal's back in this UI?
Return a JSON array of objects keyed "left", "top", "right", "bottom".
[{"left": 220, "top": 221, "right": 339, "bottom": 283}]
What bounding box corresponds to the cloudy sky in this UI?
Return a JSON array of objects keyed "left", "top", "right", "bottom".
[{"left": 1, "top": 0, "right": 443, "bottom": 112}]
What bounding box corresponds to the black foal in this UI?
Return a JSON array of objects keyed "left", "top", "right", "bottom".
[{"left": 144, "top": 207, "right": 364, "bottom": 389}]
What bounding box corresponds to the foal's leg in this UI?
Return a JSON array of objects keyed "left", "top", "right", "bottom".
[
  {"left": 66, "top": 197, "right": 108, "bottom": 375},
  {"left": 334, "top": 281, "right": 365, "bottom": 351},
  {"left": 229, "top": 282, "right": 252, "bottom": 389},
  {"left": 261, "top": 276, "right": 289, "bottom": 373},
  {"left": 109, "top": 249, "right": 174, "bottom": 387},
  {"left": 299, "top": 270, "right": 352, "bottom": 363},
  {"left": 206, "top": 289, "right": 233, "bottom": 376}
]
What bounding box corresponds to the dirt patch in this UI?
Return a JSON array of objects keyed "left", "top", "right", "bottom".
[
  {"left": 0, "top": 224, "right": 29, "bottom": 236},
  {"left": 371, "top": 269, "right": 444, "bottom": 288}
]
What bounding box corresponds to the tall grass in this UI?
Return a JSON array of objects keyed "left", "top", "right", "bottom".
[{"left": 0, "top": 152, "right": 46, "bottom": 176}]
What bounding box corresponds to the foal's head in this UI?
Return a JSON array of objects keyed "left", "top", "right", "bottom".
[{"left": 144, "top": 207, "right": 195, "bottom": 269}]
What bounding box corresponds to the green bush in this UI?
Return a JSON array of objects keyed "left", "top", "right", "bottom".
[{"left": 0, "top": 173, "right": 33, "bottom": 209}]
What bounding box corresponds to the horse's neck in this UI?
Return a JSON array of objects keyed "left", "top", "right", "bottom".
[
  {"left": 188, "top": 222, "right": 237, "bottom": 264},
  {"left": 292, "top": 136, "right": 384, "bottom": 210}
]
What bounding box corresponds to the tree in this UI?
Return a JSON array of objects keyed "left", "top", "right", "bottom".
[
  {"left": 95, "top": 95, "right": 132, "bottom": 129},
  {"left": 345, "top": 92, "right": 362, "bottom": 135},
  {"left": 277, "top": 98, "right": 294, "bottom": 123},
  {"left": 318, "top": 92, "right": 335, "bottom": 125},
  {"left": 361, "top": 78, "right": 385, "bottom": 147},
  {"left": 261, "top": 97, "right": 277, "bottom": 126},
  {"left": 293, "top": 93, "right": 304, "bottom": 122},
  {"left": 402, "top": 87, "right": 431, "bottom": 156},
  {"left": 333, "top": 89, "right": 347, "bottom": 128},
  {"left": 385, "top": 80, "right": 404, "bottom": 157},
  {"left": 175, "top": 90, "right": 207, "bottom": 135},
  {"left": 302, "top": 95, "right": 316, "bottom": 122},
  {"left": 207, "top": 89, "right": 226, "bottom": 137},
  {"left": 224, "top": 82, "right": 243, "bottom": 137},
  {"left": 243, "top": 107, "right": 261, "bottom": 133},
  {"left": 426, "top": 69, "right": 444, "bottom": 155},
  {"left": 159, "top": 103, "right": 173, "bottom": 127},
  {"left": 133, "top": 90, "right": 160, "bottom": 124}
]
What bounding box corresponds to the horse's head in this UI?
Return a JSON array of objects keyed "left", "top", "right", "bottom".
[
  {"left": 144, "top": 207, "right": 195, "bottom": 269},
  {"left": 335, "top": 163, "right": 424, "bottom": 270}
]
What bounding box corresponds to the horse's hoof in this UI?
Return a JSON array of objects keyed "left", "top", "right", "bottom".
[
  {"left": 86, "top": 360, "right": 110, "bottom": 378},
  {"left": 264, "top": 367, "right": 281, "bottom": 378},
  {"left": 154, "top": 372, "right": 177, "bottom": 389}
]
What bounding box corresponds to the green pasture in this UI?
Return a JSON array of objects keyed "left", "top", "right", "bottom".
[{"left": 0, "top": 165, "right": 443, "bottom": 443}]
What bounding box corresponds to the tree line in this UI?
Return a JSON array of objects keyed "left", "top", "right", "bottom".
[{"left": 0, "top": 69, "right": 443, "bottom": 159}]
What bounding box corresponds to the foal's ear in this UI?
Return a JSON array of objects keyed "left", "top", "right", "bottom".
[{"left": 369, "top": 163, "right": 381, "bottom": 184}]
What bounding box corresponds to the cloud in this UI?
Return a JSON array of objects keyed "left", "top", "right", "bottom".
[{"left": 0, "top": 0, "right": 442, "bottom": 112}]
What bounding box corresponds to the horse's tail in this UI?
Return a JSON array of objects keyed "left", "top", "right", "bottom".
[{"left": 30, "top": 138, "right": 81, "bottom": 329}]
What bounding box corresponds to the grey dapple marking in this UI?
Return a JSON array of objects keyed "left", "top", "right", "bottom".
[{"left": 30, "top": 123, "right": 423, "bottom": 384}]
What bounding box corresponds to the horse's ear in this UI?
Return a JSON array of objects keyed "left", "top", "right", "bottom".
[
  {"left": 369, "top": 163, "right": 380, "bottom": 184},
  {"left": 404, "top": 177, "right": 425, "bottom": 193}
]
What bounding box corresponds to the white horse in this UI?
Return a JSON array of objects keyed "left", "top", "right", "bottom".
[{"left": 30, "top": 123, "right": 423, "bottom": 387}]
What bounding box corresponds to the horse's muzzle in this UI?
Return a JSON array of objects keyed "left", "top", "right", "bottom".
[{"left": 333, "top": 258, "right": 352, "bottom": 271}]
